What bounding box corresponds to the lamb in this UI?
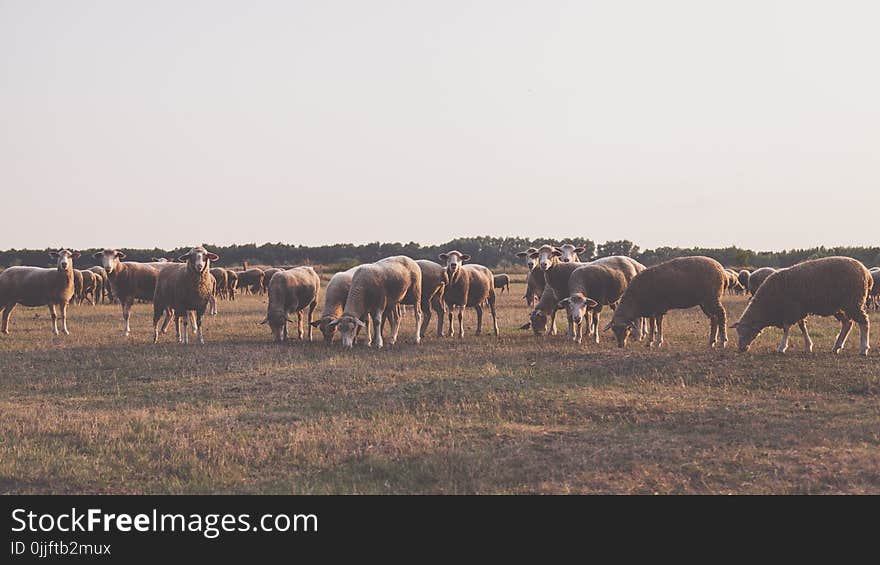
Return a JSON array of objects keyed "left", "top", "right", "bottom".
[
  {"left": 555, "top": 244, "right": 585, "bottom": 263},
  {"left": 310, "top": 266, "right": 362, "bottom": 343},
  {"left": 94, "top": 249, "right": 174, "bottom": 336},
  {"left": 438, "top": 250, "right": 498, "bottom": 338},
  {"left": 260, "top": 266, "right": 320, "bottom": 342},
  {"left": 557, "top": 264, "right": 628, "bottom": 344},
  {"left": 747, "top": 267, "right": 777, "bottom": 295},
  {"left": 606, "top": 256, "right": 728, "bottom": 349},
  {"left": 152, "top": 246, "right": 220, "bottom": 344},
  {"left": 327, "top": 256, "right": 422, "bottom": 348},
  {"left": 210, "top": 268, "right": 228, "bottom": 300},
  {"left": 732, "top": 257, "right": 872, "bottom": 356},
  {"left": 224, "top": 269, "right": 238, "bottom": 300},
  {"left": 236, "top": 268, "right": 264, "bottom": 295},
  {"left": 0, "top": 249, "right": 80, "bottom": 336},
  {"left": 416, "top": 260, "right": 448, "bottom": 339},
  {"left": 88, "top": 266, "right": 111, "bottom": 303},
  {"left": 493, "top": 273, "right": 511, "bottom": 295}
]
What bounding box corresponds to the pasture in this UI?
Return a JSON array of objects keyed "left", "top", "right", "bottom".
[{"left": 1, "top": 279, "right": 878, "bottom": 494}]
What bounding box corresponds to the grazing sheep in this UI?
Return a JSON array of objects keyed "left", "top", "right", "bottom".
[
  {"left": 210, "top": 268, "right": 228, "bottom": 300},
  {"left": 438, "top": 250, "right": 498, "bottom": 338},
  {"left": 236, "top": 268, "right": 264, "bottom": 295},
  {"left": 518, "top": 284, "right": 562, "bottom": 336},
  {"left": 416, "top": 260, "right": 448, "bottom": 339},
  {"left": 260, "top": 266, "right": 320, "bottom": 342},
  {"left": 555, "top": 244, "right": 585, "bottom": 263},
  {"left": 79, "top": 269, "right": 99, "bottom": 306},
  {"left": 310, "top": 266, "right": 366, "bottom": 343},
  {"left": 0, "top": 249, "right": 80, "bottom": 336},
  {"left": 527, "top": 245, "right": 587, "bottom": 337},
  {"left": 328, "top": 256, "right": 423, "bottom": 348},
  {"left": 152, "top": 247, "right": 220, "bottom": 344},
  {"left": 747, "top": 267, "right": 777, "bottom": 295},
  {"left": 94, "top": 249, "right": 174, "bottom": 336},
  {"left": 558, "top": 264, "right": 628, "bottom": 344},
  {"left": 261, "top": 268, "right": 282, "bottom": 295},
  {"left": 607, "top": 256, "right": 728, "bottom": 349},
  {"left": 224, "top": 269, "right": 238, "bottom": 301},
  {"left": 738, "top": 270, "right": 751, "bottom": 295},
  {"left": 493, "top": 273, "right": 511, "bottom": 295},
  {"left": 732, "top": 257, "right": 872, "bottom": 356}
]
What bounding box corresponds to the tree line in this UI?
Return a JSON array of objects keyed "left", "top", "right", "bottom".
[{"left": 1, "top": 237, "right": 878, "bottom": 270}]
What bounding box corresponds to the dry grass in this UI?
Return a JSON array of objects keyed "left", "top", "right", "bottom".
[{"left": 1, "top": 281, "right": 878, "bottom": 494}]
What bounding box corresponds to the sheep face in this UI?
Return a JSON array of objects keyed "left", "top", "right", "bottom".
[
  {"left": 311, "top": 316, "right": 338, "bottom": 343},
  {"left": 516, "top": 248, "right": 539, "bottom": 270},
  {"left": 329, "top": 315, "right": 365, "bottom": 348},
  {"left": 558, "top": 294, "right": 598, "bottom": 325},
  {"left": 49, "top": 249, "right": 80, "bottom": 271},
  {"left": 610, "top": 319, "right": 639, "bottom": 348},
  {"left": 262, "top": 311, "right": 290, "bottom": 342},
  {"left": 730, "top": 321, "right": 763, "bottom": 352},
  {"left": 530, "top": 246, "right": 561, "bottom": 272},
  {"left": 556, "top": 244, "right": 585, "bottom": 263},
  {"left": 178, "top": 247, "right": 219, "bottom": 274},
  {"left": 520, "top": 309, "right": 549, "bottom": 336},
  {"left": 439, "top": 251, "right": 471, "bottom": 281},
  {"left": 94, "top": 249, "right": 126, "bottom": 274}
]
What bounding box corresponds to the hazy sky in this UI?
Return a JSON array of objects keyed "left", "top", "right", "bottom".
[{"left": 2, "top": 1, "right": 878, "bottom": 251}]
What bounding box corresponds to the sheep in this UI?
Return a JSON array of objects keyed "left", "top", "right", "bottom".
[
  {"left": 94, "top": 249, "right": 174, "bottom": 336},
  {"left": 310, "top": 266, "right": 362, "bottom": 343},
  {"left": 0, "top": 249, "right": 80, "bottom": 336},
  {"left": 737, "top": 270, "right": 751, "bottom": 295},
  {"left": 88, "top": 266, "right": 111, "bottom": 303},
  {"left": 724, "top": 269, "right": 743, "bottom": 295},
  {"left": 555, "top": 243, "right": 585, "bottom": 263},
  {"left": 152, "top": 246, "right": 220, "bottom": 344},
  {"left": 525, "top": 245, "right": 589, "bottom": 337},
  {"left": 236, "top": 268, "right": 264, "bottom": 295},
  {"left": 606, "top": 256, "right": 728, "bottom": 349},
  {"left": 261, "top": 268, "right": 282, "bottom": 294},
  {"left": 416, "top": 260, "right": 448, "bottom": 339},
  {"left": 732, "top": 257, "right": 872, "bottom": 356},
  {"left": 493, "top": 273, "right": 511, "bottom": 295},
  {"left": 224, "top": 269, "right": 238, "bottom": 300},
  {"left": 747, "top": 267, "right": 777, "bottom": 295},
  {"left": 79, "top": 269, "right": 99, "bottom": 306},
  {"left": 260, "top": 266, "right": 320, "bottom": 342},
  {"left": 516, "top": 248, "right": 543, "bottom": 306},
  {"left": 557, "top": 264, "right": 628, "bottom": 344},
  {"left": 210, "top": 268, "right": 228, "bottom": 300},
  {"left": 438, "top": 250, "right": 498, "bottom": 338},
  {"left": 870, "top": 269, "right": 880, "bottom": 309},
  {"left": 150, "top": 257, "right": 174, "bottom": 262},
  {"left": 327, "top": 256, "right": 422, "bottom": 348},
  {"left": 73, "top": 269, "right": 84, "bottom": 304},
  {"left": 518, "top": 284, "right": 562, "bottom": 336}
]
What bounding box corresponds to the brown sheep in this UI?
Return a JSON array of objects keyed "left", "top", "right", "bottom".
[
  {"left": 518, "top": 284, "right": 561, "bottom": 336},
  {"left": 747, "top": 267, "right": 777, "bottom": 295},
  {"left": 261, "top": 268, "right": 282, "bottom": 294},
  {"left": 94, "top": 249, "right": 174, "bottom": 336},
  {"left": 236, "top": 268, "right": 264, "bottom": 295},
  {"left": 515, "top": 248, "right": 543, "bottom": 306},
  {"left": 79, "top": 269, "right": 99, "bottom": 306},
  {"left": 88, "top": 266, "right": 111, "bottom": 303},
  {"left": 152, "top": 247, "right": 220, "bottom": 344},
  {"left": 328, "top": 256, "right": 423, "bottom": 348},
  {"left": 224, "top": 269, "right": 238, "bottom": 300},
  {"left": 0, "top": 249, "right": 80, "bottom": 336},
  {"left": 438, "top": 250, "right": 498, "bottom": 338},
  {"left": 260, "top": 266, "right": 320, "bottom": 342},
  {"left": 607, "top": 256, "right": 728, "bottom": 349},
  {"left": 870, "top": 269, "right": 880, "bottom": 309},
  {"left": 73, "top": 269, "right": 84, "bottom": 304},
  {"left": 732, "top": 257, "right": 872, "bottom": 356},
  {"left": 737, "top": 269, "right": 751, "bottom": 295},
  {"left": 210, "top": 268, "right": 228, "bottom": 300},
  {"left": 416, "top": 260, "right": 448, "bottom": 339},
  {"left": 558, "top": 264, "right": 628, "bottom": 344},
  {"left": 555, "top": 243, "right": 585, "bottom": 263},
  {"left": 493, "top": 273, "right": 511, "bottom": 295}
]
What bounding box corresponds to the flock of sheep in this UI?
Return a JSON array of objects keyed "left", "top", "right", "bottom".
[{"left": 0, "top": 244, "right": 877, "bottom": 356}]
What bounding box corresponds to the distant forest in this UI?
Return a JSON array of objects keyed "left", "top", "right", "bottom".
[{"left": 2, "top": 237, "right": 879, "bottom": 270}]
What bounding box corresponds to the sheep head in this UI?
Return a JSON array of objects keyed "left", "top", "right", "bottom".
[
  {"left": 530, "top": 245, "right": 561, "bottom": 272},
  {"left": 558, "top": 293, "right": 598, "bottom": 325},
  {"left": 439, "top": 250, "right": 470, "bottom": 281},
  {"left": 730, "top": 320, "right": 763, "bottom": 352},
  {"left": 556, "top": 244, "right": 585, "bottom": 263},
  {"left": 49, "top": 249, "right": 80, "bottom": 272},
  {"left": 94, "top": 249, "right": 126, "bottom": 274},
  {"left": 328, "top": 315, "right": 366, "bottom": 348},
  {"left": 311, "top": 315, "right": 340, "bottom": 343},
  {"left": 260, "top": 310, "right": 294, "bottom": 342},
  {"left": 606, "top": 318, "right": 639, "bottom": 348},
  {"left": 178, "top": 247, "right": 219, "bottom": 274},
  {"left": 516, "top": 248, "right": 539, "bottom": 270}
]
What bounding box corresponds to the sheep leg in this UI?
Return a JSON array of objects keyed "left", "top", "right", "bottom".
[
  {"left": 59, "top": 302, "right": 70, "bottom": 335},
  {"left": 209, "top": 295, "right": 217, "bottom": 316},
  {"left": 1, "top": 304, "right": 15, "bottom": 334},
  {"left": 858, "top": 321, "right": 870, "bottom": 356},
  {"left": 717, "top": 304, "right": 728, "bottom": 347},
  {"left": 121, "top": 300, "right": 133, "bottom": 336},
  {"left": 371, "top": 310, "right": 384, "bottom": 349},
  {"left": 307, "top": 301, "right": 316, "bottom": 342},
  {"left": 388, "top": 305, "right": 402, "bottom": 345},
  {"left": 152, "top": 303, "right": 165, "bottom": 343},
  {"left": 645, "top": 317, "right": 655, "bottom": 347},
  {"left": 797, "top": 320, "right": 813, "bottom": 353},
  {"left": 832, "top": 318, "right": 853, "bottom": 353},
  {"left": 549, "top": 309, "right": 558, "bottom": 336},
  {"left": 48, "top": 304, "right": 59, "bottom": 336},
  {"left": 195, "top": 309, "right": 205, "bottom": 345},
  {"left": 777, "top": 325, "right": 791, "bottom": 354},
  {"left": 474, "top": 304, "right": 484, "bottom": 336},
  {"left": 180, "top": 311, "right": 190, "bottom": 345},
  {"left": 446, "top": 310, "right": 454, "bottom": 338},
  {"left": 457, "top": 306, "right": 464, "bottom": 338},
  {"left": 653, "top": 315, "right": 664, "bottom": 348},
  {"left": 413, "top": 303, "right": 422, "bottom": 345},
  {"left": 488, "top": 292, "right": 499, "bottom": 336},
  {"left": 593, "top": 311, "right": 601, "bottom": 344},
  {"left": 159, "top": 308, "right": 173, "bottom": 334}
]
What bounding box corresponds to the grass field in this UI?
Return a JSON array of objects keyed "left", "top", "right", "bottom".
[{"left": 1, "top": 280, "right": 878, "bottom": 494}]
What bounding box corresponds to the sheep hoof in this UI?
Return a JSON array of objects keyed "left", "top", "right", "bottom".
[
  {"left": 63, "top": 329, "right": 70, "bottom": 336},
  {"left": 859, "top": 349, "right": 869, "bottom": 357},
  {"left": 833, "top": 347, "right": 842, "bottom": 354}
]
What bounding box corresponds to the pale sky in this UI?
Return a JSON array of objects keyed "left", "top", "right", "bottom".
[{"left": 2, "top": 0, "right": 879, "bottom": 251}]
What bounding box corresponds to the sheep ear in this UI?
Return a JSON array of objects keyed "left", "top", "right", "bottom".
[
  {"left": 309, "top": 320, "right": 322, "bottom": 328},
  {"left": 48, "top": 251, "right": 59, "bottom": 258},
  {"left": 355, "top": 319, "right": 366, "bottom": 328},
  {"left": 729, "top": 322, "right": 739, "bottom": 329},
  {"left": 92, "top": 252, "right": 103, "bottom": 259},
  {"left": 177, "top": 253, "right": 190, "bottom": 262},
  {"left": 602, "top": 321, "right": 613, "bottom": 332},
  {"left": 207, "top": 253, "right": 219, "bottom": 261},
  {"left": 258, "top": 317, "right": 268, "bottom": 325},
  {"left": 516, "top": 252, "right": 528, "bottom": 258},
  {"left": 519, "top": 322, "right": 532, "bottom": 330},
  {"left": 71, "top": 251, "right": 81, "bottom": 259},
  {"left": 328, "top": 319, "right": 339, "bottom": 327},
  {"left": 574, "top": 246, "right": 586, "bottom": 254},
  {"left": 116, "top": 251, "right": 126, "bottom": 259},
  {"left": 461, "top": 254, "right": 471, "bottom": 262},
  {"left": 585, "top": 298, "right": 598, "bottom": 308},
  {"left": 438, "top": 253, "right": 448, "bottom": 261},
  {"left": 528, "top": 252, "right": 539, "bottom": 259},
  {"left": 557, "top": 298, "right": 570, "bottom": 309},
  {"left": 552, "top": 250, "right": 562, "bottom": 257}
]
